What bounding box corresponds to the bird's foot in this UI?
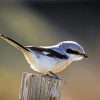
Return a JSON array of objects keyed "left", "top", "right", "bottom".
[
  {"left": 48, "top": 71, "right": 59, "bottom": 79},
  {"left": 42, "top": 71, "right": 59, "bottom": 79}
]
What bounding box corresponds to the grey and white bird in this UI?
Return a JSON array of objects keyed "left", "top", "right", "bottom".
[{"left": 0, "top": 34, "right": 88, "bottom": 78}]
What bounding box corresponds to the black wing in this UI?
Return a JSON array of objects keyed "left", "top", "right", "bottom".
[{"left": 26, "top": 46, "right": 67, "bottom": 59}]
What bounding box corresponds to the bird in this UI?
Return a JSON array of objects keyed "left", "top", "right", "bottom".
[{"left": 0, "top": 34, "right": 88, "bottom": 79}]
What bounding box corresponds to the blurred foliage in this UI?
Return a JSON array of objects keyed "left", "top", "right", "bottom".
[{"left": 0, "top": 1, "right": 100, "bottom": 100}]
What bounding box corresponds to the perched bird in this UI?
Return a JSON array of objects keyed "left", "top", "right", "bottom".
[{"left": 0, "top": 34, "right": 88, "bottom": 78}]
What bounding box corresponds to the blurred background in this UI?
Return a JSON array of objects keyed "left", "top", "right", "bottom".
[{"left": 0, "top": 1, "right": 100, "bottom": 100}]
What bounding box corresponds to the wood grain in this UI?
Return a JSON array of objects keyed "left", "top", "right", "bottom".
[{"left": 19, "top": 72, "right": 64, "bottom": 100}]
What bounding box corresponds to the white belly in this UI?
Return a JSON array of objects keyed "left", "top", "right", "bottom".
[{"left": 23, "top": 52, "right": 71, "bottom": 73}]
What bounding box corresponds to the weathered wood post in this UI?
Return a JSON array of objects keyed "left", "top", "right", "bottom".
[{"left": 19, "top": 72, "right": 64, "bottom": 100}]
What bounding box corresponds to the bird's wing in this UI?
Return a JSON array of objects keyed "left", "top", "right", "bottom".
[{"left": 26, "top": 46, "right": 67, "bottom": 59}]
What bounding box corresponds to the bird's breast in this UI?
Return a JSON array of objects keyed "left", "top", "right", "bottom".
[{"left": 51, "top": 59, "right": 72, "bottom": 73}]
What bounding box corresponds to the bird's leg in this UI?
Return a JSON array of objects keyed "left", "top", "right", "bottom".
[
  {"left": 48, "top": 71, "right": 59, "bottom": 79},
  {"left": 42, "top": 71, "right": 59, "bottom": 79},
  {"left": 42, "top": 73, "right": 50, "bottom": 77}
]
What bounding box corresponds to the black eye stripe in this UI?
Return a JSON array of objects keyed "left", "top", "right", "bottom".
[{"left": 66, "top": 49, "right": 80, "bottom": 54}]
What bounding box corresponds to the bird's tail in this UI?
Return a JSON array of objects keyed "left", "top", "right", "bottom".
[{"left": 0, "top": 34, "right": 29, "bottom": 52}]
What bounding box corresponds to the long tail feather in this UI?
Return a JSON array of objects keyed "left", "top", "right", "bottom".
[{"left": 0, "top": 34, "right": 29, "bottom": 52}]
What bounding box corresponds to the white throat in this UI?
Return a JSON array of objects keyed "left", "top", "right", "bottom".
[{"left": 67, "top": 53, "right": 83, "bottom": 61}]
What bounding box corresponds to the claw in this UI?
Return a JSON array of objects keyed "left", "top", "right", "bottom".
[
  {"left": 42, "top": 71, "right": 59, "bottom": 79},
  {"left": 48, "top": 71, "right": 60, "bottom": 79}
]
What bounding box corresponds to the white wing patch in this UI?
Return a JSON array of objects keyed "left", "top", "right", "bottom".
[{"left": 42, "top": 51, "right": 50, "bottom": 55}]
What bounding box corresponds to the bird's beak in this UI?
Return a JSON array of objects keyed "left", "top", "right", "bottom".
[{"left": 80, "top": 53, "right": 88, "bottom": 58}]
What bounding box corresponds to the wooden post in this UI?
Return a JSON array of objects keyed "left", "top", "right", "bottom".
[{"left": 19, "top": 72, "right": 64, "bottom": 100}]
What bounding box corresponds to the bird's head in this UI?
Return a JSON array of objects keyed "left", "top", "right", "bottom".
[{"left": 59, "top": 41, "right": 88, "bottom": 61}]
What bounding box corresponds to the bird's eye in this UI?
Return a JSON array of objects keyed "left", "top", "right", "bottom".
[
  {"left": 66, "top": 49, "right": 79, "bottom": 54},
  {"left": 66, "top": 49, "right": 73, "bottom": 53}
]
